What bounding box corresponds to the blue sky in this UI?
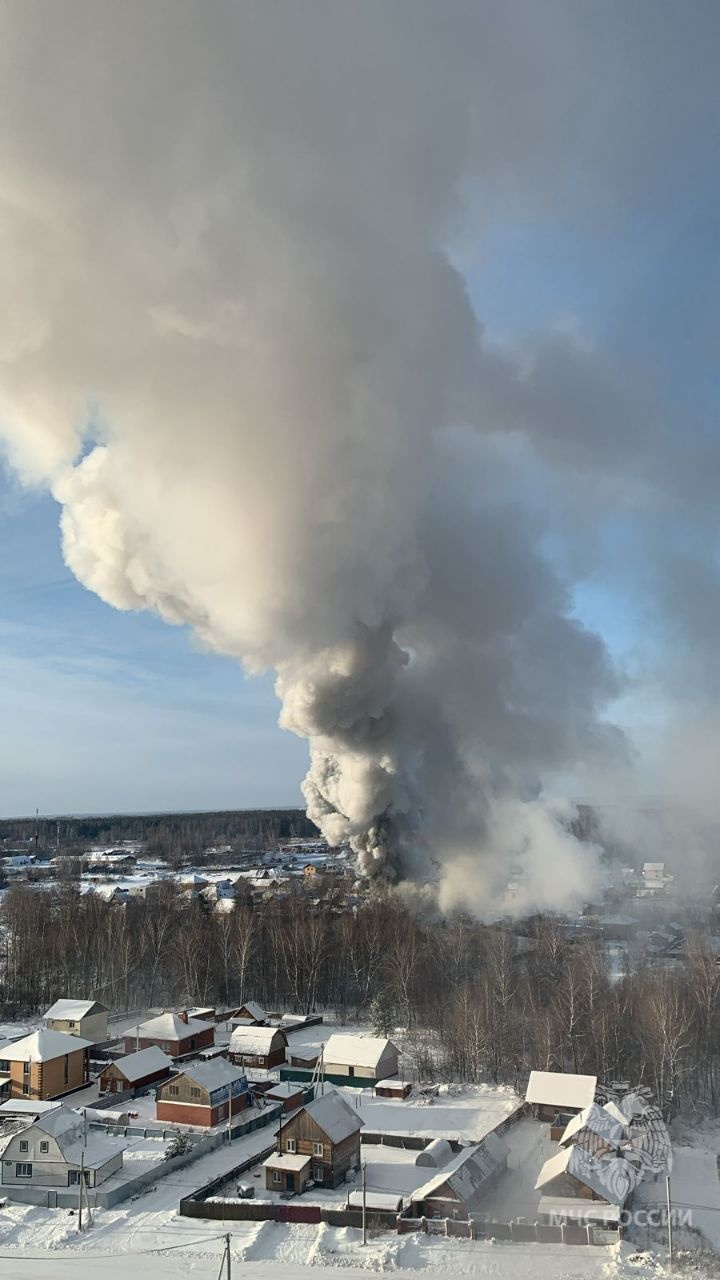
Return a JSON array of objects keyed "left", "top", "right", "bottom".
[{"left": 0, "top": 466, "right": 308, "bottom": 816}]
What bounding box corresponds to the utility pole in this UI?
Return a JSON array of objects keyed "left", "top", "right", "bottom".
[
  {"left": 362, "top": 1161, "right": 367, "bottom": 1246},
  {"left": 666, "top": 1173, "right": 673, "bottom": 1269},
  {"left": 224, "top": 1231, "right": 231, "bottom": 1279},
  {"left": 78, "top": 1151, "right": 84, "bottom": 1230},
  {"left": 227, "top": 1081, "right": 232, "bottom": 1145}
]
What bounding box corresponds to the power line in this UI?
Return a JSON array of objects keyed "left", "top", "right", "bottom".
[{"left": 0, "top": 1231, "right": 229, "bottom": 1263}]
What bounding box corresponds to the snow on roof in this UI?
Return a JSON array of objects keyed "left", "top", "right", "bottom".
[
  {"left": 322, "top": 1033, "right": 398, "bottom": 1069},
  {"left": 560, "top": 1102, "right": 627, "bottom": 1148},
  {"left": 293, "top": 1088, "right": 363, "bottom": 1143},
  {"left": 412, "top": 1134, "right": 508, "bottom": 1203},
  {"left": 415, "top": 1137, "right": 453, "bottom": 1168},
  {"left": 229, "top": 1026, "right": 286, "bottom": 1054},
  {"left": 525, "top": 1070, "right": 597, "bottom": 1109},
  {"left": 263, "top": 1152, "right": 311, "bottom": 1173},
  {"left": 348, "top": 1190, "right": 403, "bottom": 1211},
  {"left": 177, "top": 1057, "right": 247, "bottom": 1093},
  {"left": 131, "top": 1012, "right": 214, "bottom": 1040},
  {"left": 238, "top": 1001, "right": 266, "bottom": 1021},
  {"left": 0, "top": 1099, "right": 62, "bottom": 1116},
  {"left": 534, "top": 1143, "right": 631, "bottom": 1205},
  {"left": 266, "top": 1082, "right": 304, "bottom": 1099},
  {"left": 109, "top": 1046, "right": 172, "bottom": 1083},
  {"left": 44, "top": 998, "right": 107, "bottom": 1020},
  {"left": 538, "top": 1195, "right": 622, "bottom": 1226},
  {"left": 2, "top": 1028, "right": 93, "bottom": 1062}
]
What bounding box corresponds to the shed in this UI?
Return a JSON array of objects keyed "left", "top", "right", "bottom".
[
  {"left": 415, "top": 1137, "right": 453, "bottom": 1168},
  {"left": 410, "top": 1133, "right": 508, "bottom": 1218},
  {"left": 375, "top": 1078, "right": 411, "bottom": 1099},
  {"left": 525, "top": 1070, "right": 597, "bottom": 1120},
  {"left": 348, "top": 1190, "right": 403, "bottom": 1211},
  {"left": 322, "top": 1033, "right": 399, "bottom": 1082},
  {"left": 265, "top": 1081, "right": 306, "bottom": 1112}
]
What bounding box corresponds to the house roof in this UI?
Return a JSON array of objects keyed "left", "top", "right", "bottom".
[
  {"left": 411, "top": 1134, "right": 508, "bottom": 1203},
  {"left": 560, "top": 1102, "right": 628, "bottom": 1148},
  {"left": 131, "top": 1012, "right": 214, "bottom": 1040},
  {"left": 289, "top": 1089, "right": 364, "bottom": 1144},
  {"left": 264, "top": 1152, "right": 312, "bottom": 1173},
  {"left": 0, "top": 1099, "right": 62, "bottom": 1117},
  {"left": 229, "top": 1026, "right": 286, "bottom": 1054},
  {"left": 266, "top": 1082, "right": 304, "bottom": 1099},
  {"left": 2, "top": 1028, "right": 92, "bottom": 1062},
  {"left": 110, "top": 1046, "right": 173, "bottom": 1083},
  {"left": 322, "top": 1034, "right": 398, "bottom": 1070},
  {"left": 238, "top": 1001, "right": 266, "bottom": 1022},
  {"left": 534, "top": 1143, "right": 632, "bottom": 1205},
  {"left": 44, "top": 999, "right": 108, "bottom": 1020},
  {"left": 525, "top": 1070, "right": 597, "bottom": 1110},
  {"left": 175, "top": 1057, "right": 247, "bottom": 1093}
]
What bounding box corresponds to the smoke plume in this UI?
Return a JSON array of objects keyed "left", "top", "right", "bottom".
[{"left": 1, "top": 2, "right": 716, "bottom": 910}]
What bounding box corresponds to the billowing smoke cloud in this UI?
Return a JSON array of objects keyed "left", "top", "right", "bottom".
[{"left": 1, "top": 2, "right": 717, "bottom": 910}]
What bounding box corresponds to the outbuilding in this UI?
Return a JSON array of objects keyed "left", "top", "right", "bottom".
[
  {"left": 99, "top": 1046, "right": 173, "bottom": 1095},
  {"left": 263, "top": 1151, "right": 312, "bottom": 1194},
  {"left": 321, "top": 1034, "right": 399, "bottom": 1083},
  {"left": 525, "top": 1070, "right": 597, "bottom": 1121},
  {"left": 410, "top": 1134, "right": 508, "bottom": 1219},
  {"left": 228, "top": 1025, "right": 288, "bottom": 1069}
]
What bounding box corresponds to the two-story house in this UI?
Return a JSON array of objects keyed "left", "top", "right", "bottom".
[
  {"left": 155, "top": 1058, "right": 250, "bottom": 1127},
  {"left": 266, "top": 1089, "right": 363, "bottom": 1191},
  {"left": 44, "top": 999, "right": 109, "bottom": 1043},
  {"left": 1, "top": 1106, "right": 125, "bottom": 1194},
  {"left": 0, "top": 1029, "right": 91, "bottom": 1100}
]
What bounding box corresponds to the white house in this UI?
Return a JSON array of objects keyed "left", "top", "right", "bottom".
[
  {"left": 0, "top": 1106, "right": 125, "bottom": 1192},
  {"left": 321, "top": 1034, "right": 399, "bottom": 1082}
]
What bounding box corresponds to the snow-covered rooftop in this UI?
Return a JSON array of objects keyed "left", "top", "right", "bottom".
[
  {"left": 525, "top": 1070, "right": 597, "bottom": 1110},
  {"left": 2, "top": 1028, "right": 93, "bottom": 1062},
  {"left": 131, "top": 1012, "right": 214, "bottom": 1040},
  {"left": 323, "top": 1033, "right": 398, "bottom": 1070},
  {"left": 176, "top": 1057, "right": 247, "bottom": 1094},
  {"left": 263, "top": 1152, "right": 311, "bottom": 1172},
  {"left": 293, "top": 1089, "right": 364, "bottom": 1143},
  {"left": 109, "top": 1046, "right": 172, "bottom": 1083},
  {"left": 44, "top": 998, "right": 106, "bottom": 1020},
  {"left": 229, "top": 1026, "right": 286, "bottom": 1054}
]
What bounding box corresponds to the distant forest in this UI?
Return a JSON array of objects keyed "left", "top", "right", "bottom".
[{"left": 0, "top": 808, "right": 319, "bottom": 855}]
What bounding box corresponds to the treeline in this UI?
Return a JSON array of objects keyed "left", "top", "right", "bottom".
[
  {"left": 0, "top": 808, "right": 318, "bottom": 852},
  {"left": 1, "top": 883, "right": 715, "bottom": 1117}
]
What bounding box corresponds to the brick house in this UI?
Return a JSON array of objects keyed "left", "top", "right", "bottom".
[
  {"left": 44, "top": 999, "right": 109, "bottom": 1043},
  {"left": 123, "top": 1011, "right": 215, "bottom": 1058},
  {"left": 99, "top": 1046, "right": 173, "bottom": 1094},
  {"left": 274, "top": 1089, "right": 363, "bottom": 1188},
  {"left": 156, "top": 1058, "right": 250, "bottom": 1127},
  {"left": 0, "top": 1029, "right": 91, "bottom": 1100},
  {"left": 228, "top": 1025, "right": 287, "bottom": 1069}
]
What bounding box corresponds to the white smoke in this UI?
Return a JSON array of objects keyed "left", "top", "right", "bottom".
[{"left": 3, "top": 1, "right": 704, "bottom": 909}]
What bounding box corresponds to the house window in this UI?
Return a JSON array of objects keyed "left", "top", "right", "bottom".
[
  {"left": 168, "top": 1085, "right": 179, "bottom": 1097},
  {"left": 69, "top": 1170, "right": 91, "bottom": 1186},
  {"left": 22, "top": 1061, "right": 30, "bottom": 1096},
  {"left": 190, "top": 1087, "right": 201, "bottom": 1098},
  {"left": 272, "top": 1171, "right": 281, "bottom": 1184},
  {"left": 313, "top": 1142, "right": 324, "bottom": 1157},
  {"left": 313, "top": 1165, "right": 324, "bottom": 1182},
  {"left": 218, "top": 1104, "right": 227, "bottom": 1119},
  {"left": 69, "top": 1021, "right": 76, "bottom": 1029},
  {"left": 40, "top": 1141, "right": 49, "bottom": 1154},
  {"left": 19, "top": 1140, "right": 28, "bottom": 1153},
  {"left": 286, "top": 1139, "right": 296, "bottom": 1153},
  {"left": 16, "top": 1163, "right": 32, "bottom": 1178}
]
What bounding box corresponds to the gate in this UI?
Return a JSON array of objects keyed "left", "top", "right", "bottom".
[{"left": 278, "top": 1203, "right": 322, "bottom": 1224}]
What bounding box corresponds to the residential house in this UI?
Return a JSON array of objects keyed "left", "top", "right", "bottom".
[
  {"left": 122, "top": 1012, "right": 215, "bottom": 1058},
  {"left": 321, "top": 1033, "right": 399, "bottom": 1083},
  {"left": 99, "top": 1047, "right": 173, "bottom": 1095},
  {"left": 274, "top": 1089, "right": 363, "bottom": 1188},
  {"left": 227, "top": 1001, "right": 267, "bottom": 1027},
  {"left": 44, "top": 999, "right": 109, "bottom": 1043},
  {"left": 410, "top": 1135, "right": 509, "bottom": 1219},
  {"left": 525, "top": 1070, "right": 597, "bottom": 1121},
  {"left": 559, "top": 1102, "right": 628, "bottom": 1156},
  {"left": 228, "top": 1025, "right": 287, "bottom": 1069},
  {"left": 155, "top": 1058, "right": 250, "bottom": 1127},
  {"left": 534, "top": 1141, "right": 632, "bottom": 1211},
  {"left": 1, "top": 1029, "right": 91, "bottom": 1100},
  {"left": 0, "top": 1106, "right": 124, "bottom": 1192}
]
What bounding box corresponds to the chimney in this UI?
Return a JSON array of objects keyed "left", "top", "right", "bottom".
[{"left": 179, "top": 1010, "right": 188, "bottom": 1024}]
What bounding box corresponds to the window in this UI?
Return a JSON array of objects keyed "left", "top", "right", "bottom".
[
  {"left": 190, "top": 1087, "right": 201, "bottom": 1098},
  {"left": 313, "top": 1165, "right": 324, "bottom": 1182},
  {"left": 16, "top": 1163, "right": 32, "bottom": 1178},
  {"left": 313, "top": 1142, "right": 324, "bottom": 1157},
  {"left": 167, "top": 1085, "right": 179, "bottom": 1097},
  {"left": 218, "top": 1104, "right": 227, "bottom": 1119},
  {"left": 69, "top": 1170, "right": 91, "bottom": 1186},
  {"left": 272, "top": 1171, "right": 281, "bottom": 1184},
  {"left": 69, "top": 1021, "right": 76, "bottom": 1029},
  {"left": 286, "top": 1139, "right": 296, "bottom": 1153},
  {"left": 19, "top": 1140, "right": 28, "bottom": 1153},
  {"left": 40, "top": 1141, "right": 49, "bottom": 1154}
]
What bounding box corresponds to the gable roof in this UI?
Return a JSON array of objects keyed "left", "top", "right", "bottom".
[
  {"left": 174, "top": 1057, "right": 247, "bottom": 1094},
  {"left": 44, "top": 999, "right": 108, "bottom": 1020},
  {"left": 27, "top": 1105, "right": 126, "bottom": 1169},
  {"left": 323, "top": 1033, "right": 398, "bottom": 1070},
  {"left": 534, "top": 1142, "right": 632, "bottom": 1205},
  {"left": 525, "top": 1070, "right": 597, "bottom": 1110},
  {"left": 229, "top": 1026, "right": 286, "bottom": 1054},
  {"left": 286, "top": 1088, "right": 363, "bottom": 1143},
  {"left": 131, "top": 1012, "right": 213, "bottom": 1040},
  {"left": 412, "top": 1134, "right": 508, "bottom": 1203},
  {"left": 109, "top": 1046, "right": 172, "bottom": 1083},
  {"left": 237, "top": 1001, "right": 266, "bottom": 1022},
  {"left": 560, "top": 1102, "right": 628, "bottom": 1148},
  {"left": 2, "top": 1028, "right": 92, "bottom": 1062}
]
